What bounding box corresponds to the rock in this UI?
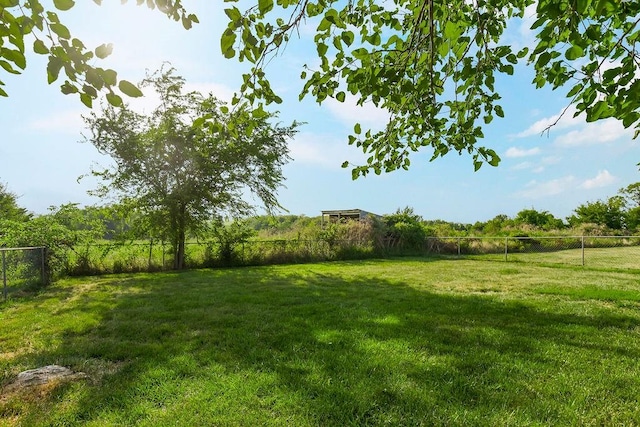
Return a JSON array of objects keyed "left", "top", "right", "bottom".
[{"left": 4, "top": 365, "right": 87, "bottom": 392}]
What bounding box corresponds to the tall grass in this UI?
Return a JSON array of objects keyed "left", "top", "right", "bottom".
[{"left": 2, "top": 258, "right": 640, "bottom": 425}]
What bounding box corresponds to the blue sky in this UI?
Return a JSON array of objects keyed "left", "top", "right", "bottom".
[{"left": 1, "top": 1, "right": 638, "bottom": 224}]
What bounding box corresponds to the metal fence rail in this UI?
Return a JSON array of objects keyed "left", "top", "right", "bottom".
[
  {"left": 1, "top": 246, "right": 47, "bottom": 301},
  {"left": 424, "top": 236, "right": 640, "bottom": 268},
  {"left": 14, "top": 235, "right": 640, "bottom": 281}
]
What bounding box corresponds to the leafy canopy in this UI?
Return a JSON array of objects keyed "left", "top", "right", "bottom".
[
  {"left": 221, "top": 0, "right": 640, "bottom": 176},
  {"left": 2, "top": 0, "right": 638, "bottom": 175},
  {"left": 0, "top": 0, "right": 197, "bottom": 107},
  {"left": 83, "top": 66, "right": 298, "bottom": 269},
  {"left": 0, "top": 182, "right": 31, "bottom": 223}
]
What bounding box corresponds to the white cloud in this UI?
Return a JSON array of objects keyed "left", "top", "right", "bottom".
[
  {"left": 505, "top": 146, "right": 540, "bottom": 158},
  {"left": 515, "top": 176, "right": 577, "bottom": 198},
  {"left": 515, "top": 169, "right": 618, "bottom": 199},
  {"left": 514, "top": 105, "right": 581, "bottom": 138},
  {"left": 510, "top": 161, "right": 534, "bottom": 171},
  {"left": 27, "top": 110, "right": 85, "bottom": 135},
  {"left": 579, "top": 170, "right": 617, "bottom": 189},
  {"left": 554, "top": 119, "right": 634, "bottom": 146},
  {"left": 288, "top": 131, "right": 365, "bottom": 169},
  {"left": 325, "top": 96, "right": 391, "bottom": 130}
]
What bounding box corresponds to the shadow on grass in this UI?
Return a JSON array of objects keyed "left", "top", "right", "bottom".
[{"left": 8, "top": 262, "right": 640, "bottom": 425}]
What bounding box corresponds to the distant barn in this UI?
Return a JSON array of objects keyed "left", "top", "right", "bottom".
[{"left": 321, "top": 209, "right": 380, "bottom": 225}]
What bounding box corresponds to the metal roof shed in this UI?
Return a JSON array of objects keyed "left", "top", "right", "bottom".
[{"left": 321, "top": 209, "right": 379, "bottom": 225}]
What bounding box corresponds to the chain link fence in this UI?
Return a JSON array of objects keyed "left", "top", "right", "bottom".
[
  {"left": 1, "top": 246, "right": 48, "bottom": 301},
  {"left": 61, "top": 238, "right": 376, "bottom": 276},
  {"left": 422, "top": 236, "right": 640, "bottom": 269},
  {"left": 10, "top": 235, "right": 639, "bottom": 281}
]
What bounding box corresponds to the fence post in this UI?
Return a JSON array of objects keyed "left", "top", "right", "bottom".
[
  {"left": 40, "top": 247, "right": 46, "bottom": 286},
  {"left": 505, "top": 237, "right": 508, "bottom": 262},
  {"left": 457, "top": 238, "right": 461, "bottom": 257},
  {"left": 581, "top": 235, "right": 585, "bottom": 266},
  {"left": 2, "top": 251, "right": 6, "bottom": 301}
]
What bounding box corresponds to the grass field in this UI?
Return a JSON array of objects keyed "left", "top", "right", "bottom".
[{"left": 1, "top": 258, "right": 640, "bottom": 426}]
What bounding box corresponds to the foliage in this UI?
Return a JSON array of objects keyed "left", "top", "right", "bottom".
[
  {"left": 514, "top": 208, "right": 565, "bottom": 230},
  {"left": 4, "top": 1, "right": 637, "bottom": 176},
  {"left": 0, "top": 182, "right": 31, "bottom": 223},
  {"left": 83, "top": 66, "right": 298, "bottom": 269},
  {"left": 221, "top": 0, "right": 640, "bottom": 175},
  {"left": 0, "top": 0, "right": 197, "bottom": 107},
  {"left": 0, "top": 204, "right": 103, "bottom": 278},
  {"left": 316, "top": 215, "right": 381, "bottom": 249},
  {"left": 568, "top": 196, "right": 627, "bottom": 231},
  {"left": 210, "top": 219, "right": 256, "bottom": 266},
  {"left": 383, "top": 207, "right": 428, "bottom": 249}
]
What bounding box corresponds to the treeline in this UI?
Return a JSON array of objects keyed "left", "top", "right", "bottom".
[{"left": 2, "top": 181, "right": 640, "bottom": 279}]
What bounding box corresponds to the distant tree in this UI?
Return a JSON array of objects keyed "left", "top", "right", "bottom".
[
  {"left": 83, "top": 67, "right": 299, "bottom": 269},
  {"left": 212, "top": 220, "right": 257, "bottom": 266},
  {"left": 471, "top": 214, "right": 514, "bottom": 235},
  {"left": 569, "top": 196, "right": 627, "bottom": 231},
  {"left": 384, "top": 207, "right": 427, "bottom": 249},
  {"left": 616, "top": 182, "right": 640, "bottom": 232},
  {"left": 0, "top": 182, "right": 31, "bottom": 223},
  {"left": 514, "top": 208, "right": 565, "bottom": 230},
  {"left": 619, "top": 182, "right": 640, "bottom": 208}
]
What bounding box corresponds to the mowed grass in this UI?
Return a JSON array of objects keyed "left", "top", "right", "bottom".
[{"left": 1, "top": 258, "right": 640, "bottom": 426}]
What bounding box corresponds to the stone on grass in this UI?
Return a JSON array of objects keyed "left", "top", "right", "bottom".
[{"left": 4, "top": 365, "right": 87, "bottom": 392}]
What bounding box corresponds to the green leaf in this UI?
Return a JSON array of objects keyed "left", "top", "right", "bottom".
[
  {"left": 565, "top": 45, "right": 584, "bottom": 60},
  {"left": 341, "top": 30, "right": 354, "bottom": 47},
  {"left": 224, "top": 7, "right": 242, "bottom": 22},
  {"left": 258, "top": 0, "right": 273, "bottom": 15},
  {"left": 341, "top": 161, "right": 349, "bottom": 168},
  {"left": 336, "top": 91, "right": 345, "bottom": 102},
  {"left": 317, "top": 43, "right": 328, "bottom": 56},
  {"left": 99, "top": 68, "right": 117, "bottom": 86},
  {"left": 33, "top": 39, "right": 49, "bottom": 54},
  {"left": 118, "top": 80, "right": 143, "bottom": 97},
  {"left": 50, "top": 23, "right": 71, "bottom": 39},
  {"left": 354, "top": 123, "right": 361, "bottom": 135},
  {"left": 3, "top": 49, "right": 26, "bottom": 69},
  {"left": 106, "top": 92, "right": 123, "bottom": 107},
  {"left": 53, "top": 0, "right": 75, "bottom": 10},
  {"left": 566, "top": 83, "right": 583, "bottom": 98},
  {"left": 80, "top": 92, "right": 92, "bottom": 107},
  {"left": 95, "top": 43, "right": 113, "bottom": 59},
  {"left": 576, "top": 0, "right": 591, "bottom": 14},
  {"left": 47, "top": 56, "right": 64, "bottom": 83},
  {"left": 221, "top": 29, "right": 237, "bottom": 58},
  {"left": 0, "top": 60, "right": 20, "bottom": 74}
]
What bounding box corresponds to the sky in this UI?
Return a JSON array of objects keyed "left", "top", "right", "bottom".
[{"left": 1, "top": 1, "right": 639, "bottom": 224}]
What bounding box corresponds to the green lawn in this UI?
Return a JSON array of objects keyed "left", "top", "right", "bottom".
[{"left": 1, "top": 258, "right": 640, "bottom": 426}]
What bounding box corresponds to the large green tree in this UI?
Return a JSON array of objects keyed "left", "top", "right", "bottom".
[
  {"left": 0, "top": 182, "right": 30, "bottom": 222},
  {"left": 568, "top": 196, "right": 627, "bottom": 230},
  {"left": 83, "top": 67, "right": 298, "bottom": 269},
  {"left": 3, "top": 1, "right": 638, "bottom": 174}
]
